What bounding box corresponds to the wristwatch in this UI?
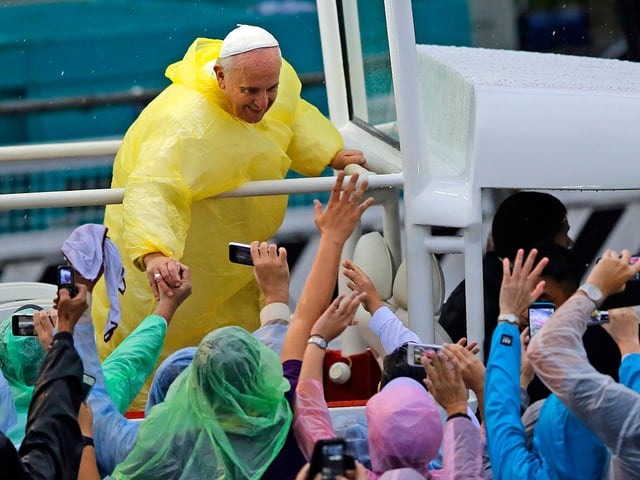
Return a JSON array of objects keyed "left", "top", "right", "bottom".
[
  {"left": 307, "top": 335, "right": 328, "bottom": 350},
  {"left": 497, "top": 313, "right": 520, "bottom": 327},
  {"left": 578, "top": 284, "right": 603, "bottom": 307}
]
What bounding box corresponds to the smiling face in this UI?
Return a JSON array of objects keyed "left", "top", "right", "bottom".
[{"left": 214, "top": 47, "right": 281, "bottom": 123}]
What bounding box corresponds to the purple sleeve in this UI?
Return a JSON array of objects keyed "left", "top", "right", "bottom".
[
  {"left": 282, "top": 359, "right": 302, "bottom": 407},
  {"left": 261, "top": 359, "right": 305, "bottom": 480}
]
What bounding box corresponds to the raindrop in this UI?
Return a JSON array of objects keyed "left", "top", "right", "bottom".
[{"left": 60, "top": 70, "right": 65, "bottom": 76}]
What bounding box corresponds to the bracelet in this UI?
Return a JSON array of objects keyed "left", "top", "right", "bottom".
[
  {"left": 82, "top": 436, "right": 94, "bottom": 448},
  {"left": 447, "top": 412, "right": 471, "bottom": 422}
]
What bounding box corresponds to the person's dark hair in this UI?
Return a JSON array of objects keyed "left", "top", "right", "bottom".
[
  {"left": 491, "top": 191, "right": 567, "bottom": 259},
  {"left": 536, "top": 243, "right": 582, "bottom": 293},
  {"left": 379, "top": 343, "right": 427, "bottom": 391}
]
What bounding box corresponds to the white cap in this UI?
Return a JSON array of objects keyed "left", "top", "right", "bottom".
[
  {"left": 218, "top": 24, "right": 279, "bottom": 59},
  {"left": 329, "top": 362, "right": 352, "bottom": 384}
]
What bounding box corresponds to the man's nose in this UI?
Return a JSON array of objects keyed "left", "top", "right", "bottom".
[{"left": 254, "top": 92, "right": 268, "bottom": 109}]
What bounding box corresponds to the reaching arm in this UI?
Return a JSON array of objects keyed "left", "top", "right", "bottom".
[
  {"left": 281, "top": 172, "right": 373, "bottom": 363},
  {"left": 528, "top": 249, "right": 640, "bottom": 475},
  {"left": 294, "top": 293, "right": 364, "bottom": 459},
  {"left": 423, "top": 352, "right": 484, "bottom": 479}
]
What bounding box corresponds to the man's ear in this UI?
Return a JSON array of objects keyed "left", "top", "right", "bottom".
[{"left": 213, "top": 65, "right": 225, "bottom": 89}]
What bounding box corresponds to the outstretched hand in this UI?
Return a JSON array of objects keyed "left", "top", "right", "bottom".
[
  {"left": 585, "top": 249, "right": 640, "bottom": 299},
  {"left": 499, "top": 249, "right": 548, "bottom": 317},
  {"left": 342, "top": 260, "right": 383, "bottom": 314},
  {"left": 145, "top": 252, "right": 182, "bottom": 301},
  {"left": 252, "top": 241, "right": 289, "bottom": 304},
  {"left": 422, "top": 351, "right": 469, "bottom": 416},
  {"left": 310, "top": 292, "right": 366, "bottom": 344},
  {"left": 314, "top": 172, "right": 374, "bottom": 243},
  {"left": 602, "top": 307, "right": 640, "bottom": 357}
]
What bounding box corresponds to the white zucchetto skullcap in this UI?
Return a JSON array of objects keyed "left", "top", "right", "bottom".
[{"left": 218, "top": 24, "right": 279, "bottom": 59}]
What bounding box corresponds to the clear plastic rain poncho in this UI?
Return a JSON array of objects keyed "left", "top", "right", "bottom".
[
  {"left": 93, "top": 36, "right": 343, "bottom": 411},
  {"left": 145, "top": 346, "right": 196, "bottom": 415},
  {"left": 0, "top": 315, "right": 46, "bottom": 444},
  {"left": 0, "top": 367, "right": 16, "bottom": 435},
  {"left": 111, "top": 326, "right": 292, "bottom": 480}
]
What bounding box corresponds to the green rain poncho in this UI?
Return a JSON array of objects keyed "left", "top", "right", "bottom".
[
  {"left": 0, "top": 317, "right": 45, "bottom": 445},
  {"left": 92, "top": 38, "right": 343, "bottom": 408},
  {"left": 111, "top": 326, "right": 292, "bottom": 479}
]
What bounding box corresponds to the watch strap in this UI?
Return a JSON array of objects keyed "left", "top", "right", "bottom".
[
  {"left": 307, "top": 335, "right": 327, "bottom": 350},
  {"left": 497, "top": 313, "right": 520, "bottom": 326},
  {"left": 82, "top": 436, "right": 94, "bottom": 448}
]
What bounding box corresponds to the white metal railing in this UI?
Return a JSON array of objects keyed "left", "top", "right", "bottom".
[{"left": 0, "top": 140, "right": 403, "bottom": 210}]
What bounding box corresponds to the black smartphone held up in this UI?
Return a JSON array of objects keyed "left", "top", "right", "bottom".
[
  {"left": 587, "top": 309, "right": 610, "bottom": 327},
  {"left": 57, "top": 265, "right": 77, "bottom": 297},
  {"left": 228, "top": 242, "right": 253, "bottom": 266},
  {"left": 11, "top": 314, "right": 36, "bottom": 336},
  {"left": 406, "top": 343, "right": 442, "bottom": 367},
  {"left": 307, "top": 438, "right": 353, "bottom": 480},
  {"left": 82, "top": 373, "right": 96, "bottom": 401},
  {"left": 528, "top": 301, "right": 555, "bottom": 338}
]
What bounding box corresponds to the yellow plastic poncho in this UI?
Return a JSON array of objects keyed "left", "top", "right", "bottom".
[{"left": 92, "top": 38, "right": 342, "bottom": 408}]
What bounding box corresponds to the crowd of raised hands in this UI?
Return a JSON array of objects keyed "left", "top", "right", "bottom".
[{"left": 3, "top": 172, "right": 640, "bottom": 479}]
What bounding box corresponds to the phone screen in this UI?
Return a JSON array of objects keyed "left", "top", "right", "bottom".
[
  {"left": 407, "top": 343, "right": 442, "bottom": 367},
  {"left": 528, "top": 302, "right": 555, "bottom": 337},
  {"left": 228, "top": 242, "right": 253, "bottom": 266},
  {"left": 57, "top": 265, "right": 77, "bottom": 297},
  {"left": 321, "top": 443, "right": 345, "bottom": 478}
]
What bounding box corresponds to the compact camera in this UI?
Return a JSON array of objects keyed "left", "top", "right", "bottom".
[
  {"left": 11, "top": 314, "right": 36, "bottom": 336},
  {"left": 228, "top": 242, "right": 253, "bottom": 266}
]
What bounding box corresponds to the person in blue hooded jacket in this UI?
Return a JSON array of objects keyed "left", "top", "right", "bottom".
[{"left": 485, "top": 248, "right": 609, "bottom": 480}]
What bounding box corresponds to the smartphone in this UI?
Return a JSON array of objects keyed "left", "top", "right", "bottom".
[
  {"left": 587, "top": 309, "right": 610, "bottom": 326},
  {"left": 12, "top": 314, "right": 36, "bottom": 336},
  {"left": 57, "top": 265, "right": 77, "bottom": 297},
  {"left": 406, "top": 343, "right": 442, "bottom": 367},
  {"left": 82, "top": 373, "right": 96, "bottom": 401},
  {"left": 307, "top": 439, "right": 352, "bottom": 480},
  {"left": 528, "top": 302, "right": 555, "bottom": 337},
  {"left": 228, "top": 242, "right": 253, "bottom": 266}
]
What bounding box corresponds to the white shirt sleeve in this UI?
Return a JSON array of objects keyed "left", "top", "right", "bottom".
[{"left": 369, "top": 305, "right": 421, "bottom": 354}]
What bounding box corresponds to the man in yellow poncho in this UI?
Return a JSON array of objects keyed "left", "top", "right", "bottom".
[{"left": 92, "top": 25, "right": 366, "bottom": 408}]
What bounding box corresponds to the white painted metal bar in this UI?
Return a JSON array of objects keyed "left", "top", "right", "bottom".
[
  {"left": 0, "top": 140, "right": 122, "bottom": 161},
  {"left": 0, "top": 174, "right": 404, "bottom": 210},
  {"left": 384, "top": 0, "right": 434, "bottom": 341}
]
